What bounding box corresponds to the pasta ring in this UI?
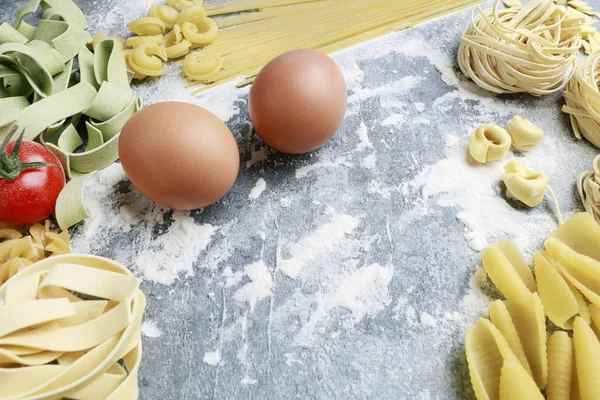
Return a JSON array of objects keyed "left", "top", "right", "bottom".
[
  {"left": 148, "top": 4, "right": 180, "bottom": 29},
  {"left": 183, "top": 51, "right": 222, "bottom": 81},
  {"left": 92, "top": 32, "right": 125, "bottom": 51},
  {"left": 506, "top": 115, "right": 544, "bottom": 151},
  {"left": 128, "top": 44, "right": 167, "bottom": 77},
  {"left": 126, "top": 34, "right": 163, "bottom": 48},
  {"left": 181, "top": 18, "right": 218, "bottom": 46},
  {"left": 503, "top": 160, "right": 548, "bottom": 207},
  {"left": 177, "top": 5, "right": 207, "bottom": 25},
  {"left": 163, "top": 25, "right": 192, "bottom": 59},
  {"left": 128, "top": 17, "right": 166, "bottom": 36},
  {"left": 178, "top": 0, "right": 204, "bottom": 9},
  {"left": 468, "top": 123, "right": 511, "bottom": 163}
]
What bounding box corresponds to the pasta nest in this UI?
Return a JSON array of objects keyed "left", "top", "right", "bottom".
[
  {"left": 563, "top": 49, "right": 600, "bottom": 148},
  {"left": 0, "top": 254, "right": 146, "bottom": 400},
  {"left": 577, "top": 154, "right": 600, "bottom": 222},
  {"left": 458, "top": 0, "right": 582, "bottom": 95}
]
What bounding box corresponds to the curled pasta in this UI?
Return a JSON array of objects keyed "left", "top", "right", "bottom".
[
  {"left": 128, "top": 17, "right": 166, "bottom": 36},
  {"left": 148, "top": 4, "right": 180, "bottom": 29},
  {"left": 0, "top": 254, "right": 146, "bottom": 399},
  {"left": 503, "top": 161, "right": 547, "bottom": 207},
  {"left": 458, "top": 0, "right": 581, "bottom": 95},
  {"left": 468, "top": 123, "right": 511, "bottom": 163},
  {"left": 482, "top": 238, "right": 536, "bottom": 299},
  {"left": 177, "top": 5, "right": 206, "bottom": 25},
  {"left": 577, "top": 155, "right": 600, "bottom": 222},
  {"left": 183, "top": 51, "right": 222, "bottom": 81},
  {"left": 128, "top": 43, "right": 167, "bottom": 77},
  {"left": 506, "top": 116, "right": 544, "bottom": 151},
  {"left": 178, "top": 0, "right": 204, "bottom": 8},
  {"left": 181, "top": 18, "right": 218, "bottom": 46},
  {"left": 125, "top": 34, "right": 163, "bottom": 48},
  {"left": 563, "top": 50, "right": 600, "bottom": 149},
  {"left": 123, "top": 49, "right": 147, "bottom": 80},
  {"left": 163, "top": 25, "right": 192, "bottom": 59}
]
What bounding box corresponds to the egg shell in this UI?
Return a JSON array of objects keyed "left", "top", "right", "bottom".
[
  {"left": 119, "top": 102, "right": 239, "bottom": 210},
  {"left": 249, "top": 49, "right": 347, "bottom": 154}
]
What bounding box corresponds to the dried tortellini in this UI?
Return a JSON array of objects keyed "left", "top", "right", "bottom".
[
  {"left": 466, "top": 213, "right": 600, "bottom": 400},
  {"left": 503, "top": 161, "right": 547, "bottom": 207},
  {"left": 506, "top": 116, "right": 544, "bottom": 151},
  {"left": 469, "top": 124, "right": 511, "bottom": 163}
]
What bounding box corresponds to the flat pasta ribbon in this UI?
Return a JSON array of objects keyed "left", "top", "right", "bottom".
[
  {"left": 458, "top": 0, "right": 582, "bottom": 95},
  {"left": 0, "top": 254, "right": 146, "bottom": 400},
  {"left": 577, "top": 155, "right": 600, "bottom": 222}
]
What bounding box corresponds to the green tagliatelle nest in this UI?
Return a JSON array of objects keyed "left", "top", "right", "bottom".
[{"left": 0, "top": 0, "right": 142, "bottom": 229}]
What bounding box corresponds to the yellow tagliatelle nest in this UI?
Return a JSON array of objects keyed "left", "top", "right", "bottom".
[
  {"left": 458, "top": 0, "right": 582, "bottom": 95},
  {"left": 0, "top": 221, "right": 69, "bottom": 285},
  {"left": 563, "top": 50, "right": 600, "bottom": 149},
  {"left": 466, "top": 213, "right": 600, "bottom": 399},
  {"left": 0, "top": 254, "right": 146, "bottom": 399},
  {"left": 183, "top": 51, "right": 222, "bottom": 81},
  {"left": 577, "top": 154, "right": 600, "bottom": 222}
]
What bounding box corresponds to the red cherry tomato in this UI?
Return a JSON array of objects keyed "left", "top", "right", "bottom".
[{"left": 0, "top": 135, "right": 65, "bottom": 226}]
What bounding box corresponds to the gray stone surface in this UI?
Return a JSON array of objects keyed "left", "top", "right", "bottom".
[{"left": 1, "top": 1, "right": 599, "bottom": 399}]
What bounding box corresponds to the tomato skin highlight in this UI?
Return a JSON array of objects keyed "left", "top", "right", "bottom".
[{"left": 0, "top": 140, "right": 65, "bottom": 226}]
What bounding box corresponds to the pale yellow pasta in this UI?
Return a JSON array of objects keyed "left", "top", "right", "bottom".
[
  {"left": 179, "top": 0, "right": 203, "bottom": 8},
  {"left": 466, "top": 318, "right": 518, "bottom": 400},
  {"left": 506, "top": 116, "right": 544, "bottom": 151},
  {"left": 128, "top": 43, "right": 167, "bottom": 77},
  {"left": 468, "top": 123, "right": 512, "bottom": 163},
  {"left": 572, "top": 345, "right": 582, "bottom": 400},
  {"left": 503, "top": 161, "right": 548, "bottom": 207},
  {"left": 503, "top": 293, "right": 547, "bottom": 389},
  {"left": 577, "top": 155, "right": 600, "bottom": 223},
  {"left": 92, "top": 32, "right": 125, "bottom": 51},
  {"left": 489, "top": 300, "right": 532, "bottom": 375},
  {"left": 534, "top": 250, "right": 580, "bottom": 329},
  {"left": 546, "top": 331, "right": 572, "bottom": 400},
  {"left": 163, "top": 25, "right": 192, "bottom": 59},
  {"left": 547, "top": 212, "right": 600, "bottom": 262},
  {"left": 589, "top": 304, "right": 600, "bottom": 338},
  {"left": 148, "top": 4, "right": 180, "bottom": 29},
  {"left": 573, "top": 316, "right": 600, "bottom": 400},
  {"left": 177, "top": 4, "right": 207, "bottom": 25},
  {"left": 182, "top": 18, "right": 218, "bottom": 46},
  {"left": 183, "top": 51, "right": 222, "bottom": 81},
  {"left": 497, "top": 238, "right": 536, "bottom": 291},
  {"left": 128, "top": 17, "right": 167, "bottom": 36},
  {"left": 0, "top": 254, "right": 145, "bottom": 399},
  {"left": 553, "top": 247, "right": 600, "bottom": 308},
  {"left": 482, "top": 239, "right": 534, "bottom": 299},
  {"left": 125, "top": 34, "right": 164, "bottom": 48},
  {"left": 123, "top": 49, "right": 147, "bottom": 80},
  {"left": 499, "top": 360, "right": 544, "bottom": 400}
]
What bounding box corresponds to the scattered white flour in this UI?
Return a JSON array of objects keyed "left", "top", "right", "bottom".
[
  {"left": 356, "top": 121, "right": 373, "bottom": 150},
  {"left": 240, "top": 376, "right": 258, "bottom": 385},
  {"left": 381, "top": 114, "right": 405, "bottom": 127},
  {"left": 234, "top": 260, "right": 273, "bottom": 312},
  {"left": 414, "top": 103, "right": 426, "bottom": 112},
  {"left": 419, "top": 389, "right": 432, "bottom": 400},
  {"left": 295, "top": 156, "right": 351, "bottom": 179},
  {"left": 279, "top": 213, "right": 360, "bottom": 279},
  {"left": 223, "top": 266, "right": 245, "bottom": 288},
  {"left": 444, "top": 134, "right": 460, "bottom": 148},
  {"left": 461, "top": 266, "right": 492, "bottom": 322},
  {"left": 203, "top": 350, "right": 221, "bottom": 366},
  {"left": 249, "top": 178, "right": 267, "bottom": 200},
  {"left": 141, "top": 320, "right": 162, "bottom": 338},
  {"left": 362, "top": 153, "right": 377, "bottom": 169},
  {"left": 420, "top": 312, "right": 437, "bottom": 327},
  {"left": 413, "top": 116, "right": 431, "bottom": 125},
  {"left": 280, "top": 197, "right": 292, "bottom": 208}
]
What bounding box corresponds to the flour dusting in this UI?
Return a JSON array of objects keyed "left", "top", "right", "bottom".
[
  {"left": 203, "top": 350, "right": 221, "bottom": 366},
  {"left": 249, "top": 178, "right": 267, "bottom": 200},
  {"left": 234, "top": 260, "right": 273, "bottom": 312},
  {"left": 141, "top": 320, "right": 162, "bottom": 338}
]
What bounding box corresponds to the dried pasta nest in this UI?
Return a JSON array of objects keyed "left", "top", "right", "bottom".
[
  {"left": 458, "top": 0, "right": 582, "bottom": 95},
  {"left": 563, "top": 49, "right": 600, "bottom": 148}
]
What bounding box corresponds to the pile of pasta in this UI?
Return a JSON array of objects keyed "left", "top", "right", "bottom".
[
  {"left": 466, "top": 212, "right": 600, "bottom": 399},
  {"left": 458, "top": 0, "right": 583, "bottom": 95},
  {"left": 0, "top": 221, "right": 69, "bottom": 285},
  {"left": 577, "top": 155, "right": 600, "bottom": 222},
  {"left": 0, "top": 253, "right": 146, "bottom": 400},
  {"left": 563, "top": 49, "right": 600, "bottom": 149}
]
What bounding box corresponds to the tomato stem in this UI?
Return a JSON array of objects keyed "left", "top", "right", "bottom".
[{"left": 0, "top": 126, "right": 57, "bottom": 181}]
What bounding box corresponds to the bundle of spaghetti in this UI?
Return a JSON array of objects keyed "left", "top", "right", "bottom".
[
  {"left": 577, "top": 155, "right": 600, "bottom": 222},
  {"left": 457, "top": 0, "right": 583, "bottom": 96},
  {"left": 188, "top": 0, "right": 484, "bottom": 93},
  {"left": 204, "top": 0, "right": 319, "bottom": 16},
  {"left": 563, "top": 49, "right": 600, "bottom": 148}
]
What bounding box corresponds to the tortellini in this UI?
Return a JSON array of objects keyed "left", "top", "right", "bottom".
[
  {"left": 128, "top": 17, "right": 167, "bottom": 36},
  {"left": 183, "top": 51, "right": 222, "bottom": 81},
  {"left": 503, "top": 161, "right": 548, "bottom": 207},
  {"left": 469, "top": 123, "right": 512, "bottom": 163},
  {"left": 506, "top": 116, "right": 544, "bottom": 151}
]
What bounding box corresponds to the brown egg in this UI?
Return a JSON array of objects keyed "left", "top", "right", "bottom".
[
  {"left": 249, "top": 49, "right": 347, "bottom": 154},
  {"left": 119, "top": 102, "right": 239, "bottom": 210}
]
